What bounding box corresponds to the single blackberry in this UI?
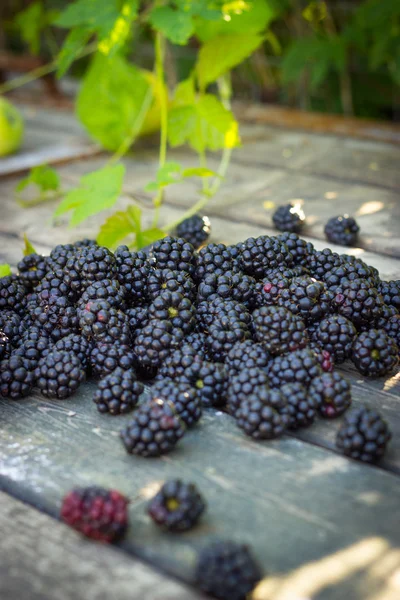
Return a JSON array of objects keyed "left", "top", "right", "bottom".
[
  {"left": 236, "top": 386, "right": 289, "bottom": 439},
  {"left": 156, "top": 347, "right": 203, "bottom": 380},
  {"left": 125, "top": 305, "right": 149, "bottom": 336},
  {"left": 147, "top": 268, "right": 196, "bottom": 303},
  {"left": 266, "top": 348, "right": 322, "bottom": 388},
  {"left": 93, "top": 367, "right": 143, "bottom": 415},
  {"left": 280, "top": 382, "right": 317, "bottom": 429},
  {"left": 0, "top": 275, "right": 27, "bottom": 316},
  {"left": 277, "top": 276, "right": 332, "bottom": 323},
  {"left": 48, "top": 243, "right": 76, "bottom": 270},
  {"left": 120, "top": 398, "right": 185, "bottom": 457},
  {"left": 194, "top": 243, "right": 234, "bottom": 281},
  {"left": 17, "top": 324, "right": 51, "bottom": 349},
  {"left": 225, "top": 340, "right": 270, "bottom": 374},
  {"left": 148, "top": 291, "right": 196, "bottom": 334},
  {"left": 325, "top": 215, "right": 360, "bottom": 246},
  {"left": 309, "top": 343, "right": 334, "bottom": 373},
  {"left": 306, "top": 248, "right": 342, "bottom": 281},
  {"left": 33, "top": 295, "right": 79, "bottom": 341},
  {"left": 90, "top": 341, "right": 136, "bottom": 378},
  {"left": 47, "top": 334, "right": 92, "bottom": 372},
  {"left": 252, "top": 274, "right": 292, "bottom": 308},
  {"left": 381, "top": 313, "right": 400, "bottom": 353},
  {"left": 149, "top": 236, "right": 196, "bottom": 276},
  {"left": 35, "top": 350, "right": 85, "bottom": 399},
  {"left": 309, "top": 372, "right": 352, "bottom": 418},
  {"left": 239, "top": 235, "right": 293, "bottom": 279},
  {"left": 134, "top": 319, "right": 184, "bottom": 369},
  {"left": 226, "top": 367, "right": 269, "bottom": 417},
  {"left": 29, "top": 268, "right": 76, "bottom": 305},
  {"left": 150, "top": 379, "right": 202, "bottom": 427},
  {"left": 331, "top": 279, "right": 384, "bottom": 329},
  {"left": 78, "top": 299, "right": 131, "bottom": 345},
  {"left": 65, "top": 246, "right": 117, "bottom": 294},
  {"left": 0, "top": 310, "right": 23, "bottom": 346},
  {"left": 378, "top": 280, "right": 400, "bottom": 310},
  {"left": 182, "top": 332, "right": 210, "bottom": 360},
  {"left": 277, "top": 232, "right": 314, "bottom": 266},
  {"left": 336, "top": 407, "right": 391, "bottom": 463},
  {"left": 0, "top": 355, "right": 35, "bottom": 399},
  {"left": 14, "top": 337, "right": 53, "bottom": 368},
  {"left": 176, "top": 214, "right": 211, "bottom": 249},
  {"left": 0, "top": 332, "right": 11, "bottom": 361},
  {"left": 324, "top": 260, "right": 378, "bottom": 290},
  {"left": 114, "top": 246, "right": 151, "bottom": 306},
  {"left": 206, "top": 318, "right": 251, "bottom": 363},
  {"left": 195, "top": 540, "right": 261, "bottom": 600},
  {"left": 310, "top": 314, "right": 357, "bottom": 363},
  {"left": 17, "top": 253, "right": 49, "bottom": 288},
  {"left": 252, "top": 305, "right": 308, "bottom": 355},
  {"left": 352, "top": 329, "right": 398, "bottom": 377},
  {"left": 196, "top": 298, "right": 251, "bottom": 331},
  {"left": 148, "top": 479, "right": 205, "bottom": 531},
  {"left": 197, "top": 270, "right": 255, "bottom": 306},
  {"left": 73, "top": 238, "right": 98, "bottom": 249},
  {"left": 78, "top": 279, "right": 127, "bottom": 311},
  {"left": 178, "top": 358, "right": 229, "bottom": 408},
  {"left": 60, "top": 487, "right": 129, "bottom": 542},
  {"left": 272, "top": 203, "right": 305, "bottom": 233}
]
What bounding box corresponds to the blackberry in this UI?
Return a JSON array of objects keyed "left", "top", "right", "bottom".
[
  {"left": 65, "top": 246, "right": 117, "bottom": 294},
  {"left": 194, "top": 243, "right": 234, "bottom": 281},
  {"left": 236, "top": 387, "right": 289, "bottom": 439},
  {"left": 206, "top": 318, "right": 251, "bottom": 363},
  {"left": 149, "top": 236, "right": 196, "bottom": 276},
  {"left": 93, "top": 367, "right": 143, "bottom": 415},
  {"left": 148, "top": 479, "right": 205, "bottom": 531},
  {"left": 352, "top": 329, "right": 398, "bottom": 377},
  {"left": 147, "top": 268, "right": 196, "bottom": 303},
  {"left": 17, "top": 324, "right": 51, "bottom": 350},
  {"left": 381, "top": 313, "right": 400, "bottom": 353},
  {"left": 30, "top": 268, "right": 76, "bottom": 305},
  {"left": 195, "top": 540, "right": 261, "bottom": 600},
  {"left": 277, "top": 276, "right": 332, "bottom": 323},
  {"left": 35, "top": 350, "right": 85, "bottom": 399},
  {"left": 148, "top": 291, "right": 196, "bottom": 334},
  {"left": 166, "top": 357, "right": 229, "bottom": 408},
  {"left": 310, "top": 314, "right": 357, "bottom": 363},
  {"left": 48, "top": 243, "right": 75, "bottom": 270},
  {"left": 60, "top": 487, "right": 128, "bottom": 542},
  {"left": 266, "top": 348, "right": 322, "bottom": 388},
  {"left": 252, "top": 274, "right": 292, "bottom": 308},
  {"left": 157, "top": 347, "right": 203, "bottom": 380},
  {"left": 378, "top": 280, "right": 400, "bottom": 310},
  {"left": 277, "top": 232, "right": 314, "bottom": 266},
  {"left": 150, "top": 379, "right": 202, "bottom": 426},
  {"left": 0, "top": 355, "right": 35, "bottom": 399},
  {"left": 33, "top": 295, "right": 79, "bottom": 341},
  {"left": 197, "top": 270, "right": 255, "bottom": 306},
  {"left": 17, "top": 253, "right": 49, "bottom": 288},
  {"left": 331, "top": 279, "right": 384, "bottom": 329},
  {"left": 324, "top": 260, "right": 378, "bottom": 290},
  {"left": 272, "top": 203, "right": 305, "bottom": 233},
  {"left": 239, "top": 235, "right": 293, "bottom": 279},
  {"left": 252, "top": 305, "right": 308, "bottom": 355},
  {"left": 309, "top": 372, "right": 352, "bottom": 418},
  {"left": 196, "top": 298, "right": 251, "bottom": 331},
  {"left": 336, "top": 407, "right": 391, "bottom": 463},
  {"left": 125, "top": 305, "right": 149, "bottom": 336},
  {"left": 176, "top": 214, "right": 211, "bottom": 249},
  {"left": 78, "top": 299, "right": 131, "bottom": 344},
  {"left": 134, "top": 319, "right": 184, "bottom": 369},
  {"left": 14, "top": 337, "right": 53, "bottom": 368},
  {"left": 48, "top": 333, "right": 92, "bottom": 372},
  {"left": 225, "top": 340, "right": 270, "bottom": 374},
  {"left": 74, "top": 238, "right": 98, "bottom": 249},
  {"left": 226, "top": 367, "right": 269, "bottom": 417},
  {"left": 0, "top": 332, "right": 11, "bottom": 361},
  {"left": 78, "top": 279, "right": 127, "bottom": 311},
  {"left": 325, "top": 215, "right": 360, "bottom": 246},
  {"left": 90, "top": 341, "right": 136, "bottom": 378},
  {"left": 0, "top": 310, "right": 23, "bottom": 346},
  {"left": 306, "top": 248, "right": 342, "bottom": 281},
  {"left": 182, "top": 332, "right": 210, "bottom": 360},
  {"left": 0, "top": 275, "right": 27, "bottom": 316},
  {"left": 120, "top": 398, "right": 185, "bottom": 457},
  {"left": 114, "top": 246, "right": 151, "bottom": 306},
  {"left": 280, "top": 382, "right": 317, "bottom": 429}
]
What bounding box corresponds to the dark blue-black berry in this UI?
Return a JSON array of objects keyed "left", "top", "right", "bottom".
[
  {"left": 325, "top": 215, "right": 360, "bottom": 246},
  {"left": 93, "top": 367, "right": 143, "bottom": 415},
  {"left": 273, "top": 203, "right": 305, "bottom": 233},
  {"left": 148, "top": 479, "right": 205, "bottom": 531},
  {"left": 352, "top": 329, "right": 398, "bottom": 377},
  {"left": 336, "top": 406, "right": 391, "bottom": 463},
  {"left": 309, "top": 372, "right": 352, "bottom": 418},
  {"left": 34, "top": 350, "right": 85, "bottom": 399},
  {"left": 176, "top": 214, "right": 211, "bottom": 249}
]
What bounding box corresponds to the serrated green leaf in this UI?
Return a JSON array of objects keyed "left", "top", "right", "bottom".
[
  {"left": 23, "top": 234, "right": 37, "bottom": 257},
  {"left": 182, "top": 167, "right": 216, "bottom": 178},
  {"left": 191, "top": 94, "right": 240, "bottom": 152},
  {"left": 148, "top": 5, "right": 194, "bottom": 45},
  {"left": 16, "top": 165, "right": 60, "bottom": 194},
  {"left": 54, "top": 164, "right": 125, "bottom": 226},
  {"left": 145, "top": 161, "right": 183, "bottom": 191},
  {"left": 136, "top": 228, "right": 165, "bottom": 250},
  {"left": 196, "top": 32, "right": 264, "bottom": 89},
  {"left": 97, "top": 205, "right": 140, "bottom": 247},
  {"left": 56, "top": 28, "right": 91, "bottom": 77},
  {"left": 173, "top": 78, "right": 195, "bottom": 107},
  {"left": 168, "top": 105, "right": 197, "bottom": 147},
  {"left": 0, "top": 264, "right": 12, "bottom": 278}
]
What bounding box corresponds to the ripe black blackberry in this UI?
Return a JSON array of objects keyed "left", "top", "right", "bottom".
[
  {"left": 134, "top": 319, "right": 184, "bottom": 369},
  {"left": 252, "top": 305, "right": 308, "bottom": 355},
  {"left": 309, "top": 372, "right": 352, "bottom": 418},
  {"left": 272, "top": 203, "right": 305, "bottom": 233},
  {"left": 90, "top": 341, "right": 136, "bottom": 378},
  {"left": 120, "top": 398, "right": 185, "bottom": 457},
  {"left": 310, "top": 314, "right": 357, "bottom": 363},
  {"left": 48, "top": 333, "right": 92, "bottom": 371},
  {"left": 195, "top": 540, "right": 261, "bottom": 600},
  {"left": 147, "top": 268, "right": 196, "bottom": 303},
  {"left": 78, "top": 299, "right": 131, "bottom": 345},
  {"left": 17, "top": 253, "right": 49, "bottom": 288},
  {"left": 78, "top": 279, "right": 127, "bottom": 311},
  {"left": 378, "top": 280, "right": 400, "bottom": 311},
  {"left": 277, "top": 276, "right": 332, "bottom": 323},
  {"left": 47, "top": 243, "right": 76, "bottom": 270},
  {"left": 352, "top": 329, "right": 398, "bottom": 377},
  {"left": 125, "top": 305, "right": 149, "bottom": 336},
  {"left": 225, "top": 340, "right": 270, "bottom": 374},
  {"left": 194, "top": 243, "right": 234, "bottom": 281},
  {"left": 252, "top": 274, "right": 292, "bottom": 308},
  {"left": 324, "top": 215, "right": 360, "bottom": 246},
  {"left": 0, "top": 332, "right": 11, "bottom": 361},
  {"left": 277, "top": 232, "right": 314, "bottom": 266},
  {"left": 236, "top": 387, "right": 289, "bottom": 440},
  {"left": 177, "top": 358, "right": 229, "bottom": 408},
  {"left": 93, "top": 367, "right": 143, "bottom": 415},
  {"left": 306, "top": 248, "right": 342, "bottom": 281},
  {"left": 206, "top": 318, "right": 251, "bottom": 363},
  {"left": 64, "top": 246, "right": 117, "bottom": 294},
  {"left": 35, "top": 350, "right": 85, "bottom": 399},
  {"left": 30, "top": 267, "right": 76, "bottom": 305},
  {"left": 336, "top": 406, "right": 391, "bottom": 463},
  {"left": 0, "top": 355, "right": 35, "bottom": 399},
  {"left": 324, "top": 259, "right": 378, "bottom": 290},
  {"left": 182, "top": 332, "right": 210, "bottom": 360},
  {"left": 197, "top": 270, "right": 256, "bottom": 306},
  {"left": 149, "top": 236, "right": 196, "bottom": 276},
  {"left": 226, "top": 367, "right": 270, "bottom": 417},
  {"left": 331, "top": 279, "right": 384, "bottom": 329},
  {"left": 176, "top": 214, "right": 211, "bottom": 249},
  {"left": 148, "top": 291, "right": 196, "bottom": 334},
  {"left": 148, "top": 479, "right": 205, "bottom": 531},
  {"left": 157, "top": 347, "right": 203, "bottom": 380},
  {"left": 114, "top": 246, "right": 151, "bottom": 306},
  {"left": 61, "top": 487, "right": 128, "bottom": 542},
  {"left": 74, "top": 238, "right": 98, "bottom": 249},
  {"left": 33, "top": 295, "right": 79, "bottom": 342},
  {"left": 0, "top": 310, "right": 23, "bottom": 346},
  {"left": 150, "top": 379, "right": 202, "bottom": 427},
  {"left": 239, "top": 235, "right": 294, "bottom": 279},
  {"left": 196, "top": 297, "right": 251, "bottom": 331},
  {"left": 266, "top": 348, "right": 322, "bottom": 388},
  {"left": 0, "top": 275, "right": 27, "bottom": 316},
  {"left": 280, "top": 382, "right": 317, "bottom": 429}
]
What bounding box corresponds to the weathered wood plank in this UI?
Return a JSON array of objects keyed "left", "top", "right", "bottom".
[{"left": 0, "top": 492, "right": 206, "bottom": 600}]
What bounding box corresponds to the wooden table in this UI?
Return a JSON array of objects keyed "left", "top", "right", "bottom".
[{"left": 1, "top": 103, "right": 400, "bottom": 600}]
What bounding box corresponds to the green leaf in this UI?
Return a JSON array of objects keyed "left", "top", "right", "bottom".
[
  {"left": 23, "top": 234, "right": 37, "bottom": 256},
  {"left": 0, "top": 264, "right": 12, "bottom": 278},
  {"left": 144, "top": 161, "right": 183, "bottom": 191},
  {"left": 56, "top": 0, "right": 119, "bottom": 36},
  {"left": 98, "top": 0, "right": 139, "bottom": 56},
  {"left": 192, "top": 94, "right": 240, "bottom": 152},
  {"left": 97, "top": 205, "right": 140, "bottom": 247},
  {"left": 168, "top": 105, "right": 197, "bottom": 147},
  {"left": 136, "top": 228, "right": 165, "bottom": 250},
  {"left": 54, "top": 164, "right": 125, "bottom": 226},
  {"left": 56, "top": 28, "right": 92, "bottom": 78},
  {"left": 149, "top": 5, "right": 194, "bottom": 45},
  {"left": 14, "top": 1, "right": 56, "bottom": 55},
  {"left": 16, "top": 165, "right": 60, "bottom": 194},
  {"left": 182, "top": 167, "right": 216, "bottom": 178},
  {"left": 196, "top": 32, "right": 264, "bottom": 89},
  {"left": 77, "top": 53, "right": 151, "bottom": 151},
  {"left": 173, "top": 77, "right": 196, "bottom": 107}
]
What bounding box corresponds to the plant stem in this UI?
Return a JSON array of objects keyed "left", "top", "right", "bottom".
[{"left": 152, "top": 31, "right": 168, "bottom": 227}]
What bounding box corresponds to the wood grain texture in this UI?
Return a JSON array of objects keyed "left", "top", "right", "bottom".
[{"left": 0, "top": 492, "right": 206, "bottom": 600}]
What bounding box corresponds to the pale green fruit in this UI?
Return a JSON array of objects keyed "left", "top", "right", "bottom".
[{"left": 0, "top": 97, "right": 24, "bottom": 156}]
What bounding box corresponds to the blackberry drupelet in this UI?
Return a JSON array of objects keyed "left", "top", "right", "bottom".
[
  {"left": 280, "top": 382, "right": 317, "bottom": 429},
  {"left": 252, "top": 305, "right": 308, "bottom": 355},
  {"left": 78, "top": 299, "right": 131, "bottom": 344},
  {"left": 35, "top": 350, "right": 85, "bottom": 399},
  {"left": 239, "top": 235, "right": 294, "bottom": 279},
  {"left": 195, "top": 540, "right": 261, "bottom": 600},
  {"left": 176, "top": 214, "right": 211, "bottom": 249},
  {"left": 277, "top": 232, "right": 314, "bottom": 266},
  {"left": 93, "top": 367, "right": 143, "bottom": 415},
  {"left": 125, "top": 305, "right": 149, "bottom": 336},
  {"left": 60, "top": 487, "right": 129, "bottom": 542},
  {"left": 266, "top": 348, "right": 322, "bottom": 388},
  {"left": 0, "top": 355, "right": 35, "bottom": 399},
  {"left": 306, "top": 248, "right": 342, "bottom": 281},
  {"left": 120, "top": 398, "right": 185, "bottom": 457},
  {"left": 197, "top": 270, "right": 255, "bottom": 306},
  {"left": 33, "top": 295, "right": 79, "bottom": 341},
  {"left": 309, "top": 372, "right": 352, "bottom": 418},
  {"left": 90, "top": 341, "right": 136, "bottom": 378},
  {"left": 226, "top": 367, "right": 269, "bottom": 417},
  {"left": 310, "top": 314, "right": 357, "bottom": 363},
  {"left": 272, "top": 203, "right": 305, "bottom": 233},
  {"left": 378, "top": 280, "right": 400, "bottom": 311},
  {"left": 236, "top": 387, "right": 289, "bottom": 439},
  {"left": 352, "top": 329, "right": 399, "bottom": 377},
  {"left": 336, "top": 406, "right": 391, "bottom": 462},
  {"left": 134, "top": 319, "right": 184, "bottom": 369},
  {"left": 150, "top": 379, "right": 202, "bottom": 427},
  {"left": 78, "top": 279, "right": 127, "bottom": 311},
  {"left": 0, "top": 275, "right": 27, "bottom": 316},
  {"left": 206, "top": 317, "right": 251, "bottom": 363},
  {"left": 324, "top": 215, "right": 360, "bottom": 246},
  {"left": 114, "top": 246, "right": 151, "bottom": 306},
  {"left": 277, "top": 276, "right": 332, "bottom": 323},
  {"left": 225, "top": 339, "right": 270, "bottom": 374},
  {"left": 17, "top": 253, "right": 49, "bottom": 288},
  {"left": 331, "top": 279, "right": 384, "bottom": 329},
  {"left": 48, "top": 333, "right": 92, "bottom": 371},
  {"left": 148, "top": 479, "right": 205, "bottom": 531},
  {"left": 196, "top": 297, "right": 251, "bottom": 331},
  {"left": 149, "top": 236, "right": 196, "bottom": 276},
  {"left": 194, "top": 243, "right": 234, "bottom": 281},
  {"left": 64, "top": 245, "right": 117, "bottom": 294},
  {"left": 147, "top": 268, "right": 196, "bottom": 303},
  {"left": 148, "top": 291, "right": 196, "bottom": 334}
]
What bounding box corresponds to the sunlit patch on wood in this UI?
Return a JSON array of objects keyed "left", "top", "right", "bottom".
[{"left": 356, "top": 201, "right": 384, "bottom": 216}]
